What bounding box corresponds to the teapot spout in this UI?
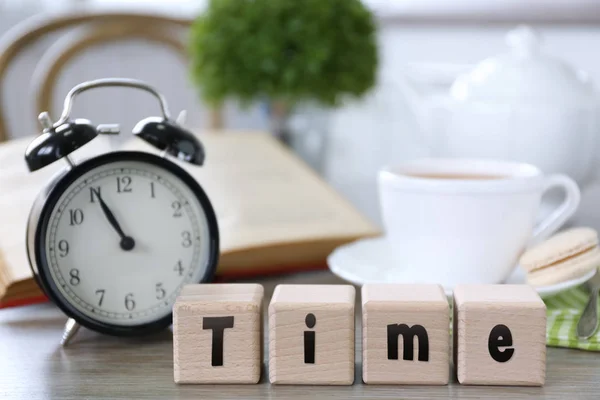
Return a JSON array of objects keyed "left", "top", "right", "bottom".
[
  {"left": 397, "top": 69, "right": 425, "bottom": 113},
  {"left": 394, "top": 75, "right": 428, "bottom": 148},
  {"left": 397, "top": 63, "right": 471, "bottom": 148}
]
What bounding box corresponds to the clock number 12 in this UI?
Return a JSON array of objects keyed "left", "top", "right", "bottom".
[{"left": 116, "top": 176, "right": 132, "bottom": 193}]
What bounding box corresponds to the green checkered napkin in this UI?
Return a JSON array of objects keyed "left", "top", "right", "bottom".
[{"left": 545, "top": 286, "right": 600, "bottom": 351}]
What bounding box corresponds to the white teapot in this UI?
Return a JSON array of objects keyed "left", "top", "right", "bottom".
[{"left": 401, "top": 26, "right": 599, "bottom": 188}]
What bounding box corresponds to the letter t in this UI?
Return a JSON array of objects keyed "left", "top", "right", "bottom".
[{"left": 203, "top": 316, "right": 235, "bottom": 366}]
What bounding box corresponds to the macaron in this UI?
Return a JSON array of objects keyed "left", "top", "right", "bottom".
[{"left": 519, "top": 227, "right": 600, "bottom": 286}]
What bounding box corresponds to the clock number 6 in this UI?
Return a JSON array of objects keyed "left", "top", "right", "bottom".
[{"left": 125, "top": 293, "right": 135, "bottom": 311}]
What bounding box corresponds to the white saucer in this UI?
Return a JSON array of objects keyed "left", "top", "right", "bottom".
[{"left": 327, "top": 237, "right": 596, "bottom": 298}]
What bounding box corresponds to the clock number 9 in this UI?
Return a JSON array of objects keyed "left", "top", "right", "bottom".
[
  {"left": 125, "top": 293, "right": 135, "bottom": 311},
  {"left": 58, "top": 240, "right": 69, "bottom": 257}
]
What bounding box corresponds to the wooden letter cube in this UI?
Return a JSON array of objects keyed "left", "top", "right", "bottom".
[
  {"left": 268, "top": 284, "right": 355, "bottom": 385},
  {"left": 453, "top": 284, "right": 546, "bottom": 386},
  {"left": 362, "top": 284, "right": 450, "bottom": 385},
  {"left": 173, "top": 284, "right": 264, "bottom": 384}
]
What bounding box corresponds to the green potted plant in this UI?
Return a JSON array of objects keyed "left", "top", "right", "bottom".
[{"left": 189, "top": 0, "right": 378, "bottom": 160}]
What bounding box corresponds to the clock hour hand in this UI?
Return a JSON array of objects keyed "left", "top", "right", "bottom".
[{"left": 96, "top": 194, "right": 135, "bottom": 251}]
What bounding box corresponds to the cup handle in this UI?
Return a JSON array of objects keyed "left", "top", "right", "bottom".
[{"left": 530, "top": 174, "right": 581, "bottom": 246}]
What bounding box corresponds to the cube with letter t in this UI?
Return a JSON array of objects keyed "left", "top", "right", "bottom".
[
  {"left": 362, "top": 284, "right": 450, "bottom": 385},
  {"left": 268, "top": 284, "right": 355, "bottom": 385},
  {"left": 453, "top": 284, "right": 546, "bottom": 386},
  {"left": 173, "top": 284, "right": 264, "bottom": 384}
]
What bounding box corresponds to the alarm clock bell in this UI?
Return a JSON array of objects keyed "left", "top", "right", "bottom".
[
  {"left": 24, "top": 78, "right": 205, "bottom": 172},
  {"left": 133, "top": 116, "right": 205, "bottom": 166},
  {"left": 25, "top": 118, "right": 98, "bottom": 172}
]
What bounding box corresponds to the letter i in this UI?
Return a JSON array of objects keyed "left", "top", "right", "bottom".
[{"left": 304, "top": 313, "right": 316, "bottom": 364}]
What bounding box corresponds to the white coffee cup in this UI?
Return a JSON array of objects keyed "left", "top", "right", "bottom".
[{"left": 378, "top": 158, "right": 580, "bottom": 286}]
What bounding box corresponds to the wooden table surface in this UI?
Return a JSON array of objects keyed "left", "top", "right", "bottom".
[{"left": 1, "top": 271, "right": 599, "bottom": 399}]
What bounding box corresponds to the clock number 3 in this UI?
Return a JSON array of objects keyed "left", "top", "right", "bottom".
[{"left": 181, "top": 231, "right": 192, "bottom": 247}]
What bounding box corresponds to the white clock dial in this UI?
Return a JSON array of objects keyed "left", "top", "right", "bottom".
[{"left": 43, "top": 159, "right": 212, "bottom": 326}]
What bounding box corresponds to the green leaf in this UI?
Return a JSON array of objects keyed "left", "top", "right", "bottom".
[{"left": 188, "top": 0, "right": 378, "bottom": 108}]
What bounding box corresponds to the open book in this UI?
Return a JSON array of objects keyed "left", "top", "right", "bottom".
[{"left": 0, "top": 131, "right": 380, "bottom": 307}]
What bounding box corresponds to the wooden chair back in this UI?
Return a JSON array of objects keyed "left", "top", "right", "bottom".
[{"left": 0, "top": 11, "right": 222, "bottom": 142}]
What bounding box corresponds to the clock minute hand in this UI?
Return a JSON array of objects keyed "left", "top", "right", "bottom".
[{"left": 96, "top": 194, "right": 135, "bottom": 251}]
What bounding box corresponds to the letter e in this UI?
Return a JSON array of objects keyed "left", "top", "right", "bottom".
[{"left": 488, "top": 324, "right": 514, "bottom": 363}]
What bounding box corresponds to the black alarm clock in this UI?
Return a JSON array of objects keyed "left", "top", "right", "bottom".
[{"left": 24, "top": 78, "right": 219, "bottom": 345}]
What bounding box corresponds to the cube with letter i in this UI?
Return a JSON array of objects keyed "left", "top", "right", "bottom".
[
  {"left": 173, "top": 284, "right": 264, "bottom": 384},
  {"left": 362, "top": 284, "right": 450, "bottom": 385},
  {"left": 268, "top": 284, "right": 355, "bottom": 385},
  {"left": 453, "top": 284, "right": 546, "bottom": 386}
]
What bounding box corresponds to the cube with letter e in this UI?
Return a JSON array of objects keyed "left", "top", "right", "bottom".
[
  {"left": 173, "top": 284, "right": 264, "bottom": 384},
  {"left": 453, "top": 284, "right": 546, "bottom": 386},
  {"left": 362, "top": 284, "right": 450, "bottom": 385}
]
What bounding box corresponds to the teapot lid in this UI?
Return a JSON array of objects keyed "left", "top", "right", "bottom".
[{"left": 450, "top": 26, "right": 595, "bottom": 105}]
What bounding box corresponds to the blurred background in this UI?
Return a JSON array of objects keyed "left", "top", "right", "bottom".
[{"left": 3, "top": 0, "right": 600, "bottom": 227}]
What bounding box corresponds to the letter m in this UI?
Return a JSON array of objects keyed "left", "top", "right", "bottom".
[{"left": 387, "top": 323, "right": 429, "bottom": 361}]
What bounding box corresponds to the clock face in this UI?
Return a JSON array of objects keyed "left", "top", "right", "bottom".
[{"left": 33, "top": 152, "right": 218, "bottom": 332}]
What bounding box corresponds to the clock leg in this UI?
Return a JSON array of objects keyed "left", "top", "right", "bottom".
[{"left": 60, "top": 318, "right": 81, "bottom": 347}]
